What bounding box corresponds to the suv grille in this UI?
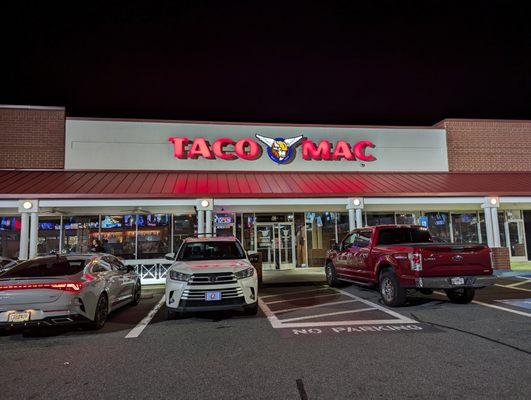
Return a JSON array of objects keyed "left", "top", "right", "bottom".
[
  {"left": 188, "top": 272, "right": 237, "bottom": 285},
  {"left": 181, "top": 287, "right": 244, "bottom": 300}
]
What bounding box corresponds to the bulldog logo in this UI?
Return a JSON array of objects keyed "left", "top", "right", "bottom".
[{"left": 255, "top": 134, "right": 304, "bottom": 164}]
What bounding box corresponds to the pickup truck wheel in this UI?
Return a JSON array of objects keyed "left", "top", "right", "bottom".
[
  {"left": 444, "top": 288, "right": 475, "bottom": 304},
  {"left": 379, "top": 271, "right": 407, "bottom": 307},
  {"left": 325, "top": 262, "right": 341, "bottom": 287}
]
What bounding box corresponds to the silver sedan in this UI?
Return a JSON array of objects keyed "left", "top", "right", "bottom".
[{"left": 0, "top": 254, "right": 141, "bottom": 330}]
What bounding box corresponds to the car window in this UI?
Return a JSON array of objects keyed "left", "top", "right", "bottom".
[
  {"left": 377, "top": 228, "right": 433, "bottom": 245},
  {"left": 109, "top": 257, "right": 126, "bottom": 272},
  {"left": 354, "top": 231, "right": 372, "bottom": 248},
  {"left": 341, "top": 233, "right": 357, "bottom": 250},
  {"left": 177, "top": 241, "right": 246, "bottom": 261},
  {"left": 1, "top": 258, "right": 85, "bottom": 278},
  {"left": 91, "top": 261, "right": 111, "bottom": 273}
]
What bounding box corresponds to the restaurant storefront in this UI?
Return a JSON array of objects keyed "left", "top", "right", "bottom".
[{"left": 0, "top": 105, "right": 530, "bottom": 283}]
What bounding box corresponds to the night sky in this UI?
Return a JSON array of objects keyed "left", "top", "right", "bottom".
[{"left": 1, "top": 1, "right": 530, "bottom": 125}]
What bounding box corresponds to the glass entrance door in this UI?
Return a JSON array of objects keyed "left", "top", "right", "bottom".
[{"left": 254, "top": 222, "right": 295, "bottom": 270}]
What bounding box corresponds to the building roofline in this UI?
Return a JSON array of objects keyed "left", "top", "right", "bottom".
[{"left": 0, "top": 104, "right": 65, "bottom": 111}]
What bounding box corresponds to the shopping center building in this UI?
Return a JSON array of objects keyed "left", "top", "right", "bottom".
[{"left": 0, "top": 105, "right": 530, "bottom": 283}]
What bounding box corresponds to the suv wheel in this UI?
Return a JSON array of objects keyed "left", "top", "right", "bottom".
[
  {"left": 325, "top": 262, "right": 341, "bottom": 287},
  {"left": 379, "top": 270, "right": 406, "bottom": 307},
  {"left": 444, "top": 288, "right": 475, "bottom": 304},
  {"left": 89, "top": 294, "right": 108, "bottom": 330}
]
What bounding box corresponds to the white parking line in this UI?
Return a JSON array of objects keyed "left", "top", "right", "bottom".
[
  {"left": 433, "top": 291, "right": 531, "bottom": 318},
  {"left": 125, "top": 295, "right": 166, "bottom": 339},
  {"left": 280, "top": 307, "right": 376, "bottom": 323},
  {"left": 264, "top": 292, "right": 341, "bottom": 305},
  {"left": 501, "top": 278, "right": 531, "bottom": 287},
  {"left": 260, "top": 286, "right": 329, "bottom": 299},
  {"left": 275, "top": 299, "right": 358, "bottom": 314},
  {"left": 259, "top": 286, "right": 417, "bottom": 329},
  {"left": 495, "top": 284, "right": 531, "bottom": 293}
]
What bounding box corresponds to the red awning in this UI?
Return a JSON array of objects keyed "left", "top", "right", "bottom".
[{"left": 0, "top": 170, "right": 529, "bottom": 199}]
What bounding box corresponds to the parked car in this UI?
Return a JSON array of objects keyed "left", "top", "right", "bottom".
[
  {"left": 165, "top": 237, "right": 259, "bottom": 318},
  {"left": 0, "top": 257, "right": 17, "bottom": 274},
  {"left": 325, "top": 225, "right": 496, "bottom": 306},
  {"left": 0, "top": 254, "right": 141, "bottom": 330}
]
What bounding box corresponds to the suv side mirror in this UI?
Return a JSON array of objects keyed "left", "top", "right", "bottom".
[
  {"left": 248, "top": 251, "right": 260, "bottom": 263},
  {"left": 164, "top": 253, "right": 175, "bottom": 261}
]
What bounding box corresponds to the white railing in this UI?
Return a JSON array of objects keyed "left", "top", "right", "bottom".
[{"left": 123, "top": 259, "right": 174, "bottom": 285}]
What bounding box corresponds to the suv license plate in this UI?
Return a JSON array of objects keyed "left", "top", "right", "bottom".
[
  {"left": 8, "top": 311, "right": 30, "bottom": 323},
  {"left": 451, "top": 277, "right": 465, "bottom": 285},
  {"left": 205, "top": 291, "right": 222, "bottom": 301}
]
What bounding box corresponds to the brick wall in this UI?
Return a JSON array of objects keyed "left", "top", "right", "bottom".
[
  {"left": 491, "top": 247, "right": 511, "bottom": 270},
  {"left": 0, "top": 106, "right": 65, "bottom": 169},
  {"left": 434, "top": 119, "right": 531, "bottom": 172}
]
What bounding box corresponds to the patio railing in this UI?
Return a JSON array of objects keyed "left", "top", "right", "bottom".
[{"left": 123, "top": 259, "right": 174, "bottom": 285}]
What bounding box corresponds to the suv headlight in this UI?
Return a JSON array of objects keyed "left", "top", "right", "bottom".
[
  {"left": 169, "top": 270, "right": 191, "bottom": 282},
  {"left": 234, "top": 267, "right": 254, "bottom": 280}
]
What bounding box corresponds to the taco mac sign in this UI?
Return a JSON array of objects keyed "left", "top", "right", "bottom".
[
  {"left": 167, "top": 135, "right": 377, "bottom": 164},
  {"left": 64, "top": 119, "right": 449, "bottom": 172}
]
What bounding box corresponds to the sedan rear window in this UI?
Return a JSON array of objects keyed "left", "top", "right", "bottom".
[
  {"left": 0, "top": 258, "right": 85, "bottom": 278},
  {"left": 378, "top": 228, "right": 433, "bottom": 245}
]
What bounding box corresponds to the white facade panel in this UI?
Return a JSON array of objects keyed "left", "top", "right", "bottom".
[{"left": 65, "top": 119, "right": 448, "bottom": 172}]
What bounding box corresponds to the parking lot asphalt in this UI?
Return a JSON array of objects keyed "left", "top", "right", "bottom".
[{"left": 0, "top": 277, "right": 530, "bottom": 400}]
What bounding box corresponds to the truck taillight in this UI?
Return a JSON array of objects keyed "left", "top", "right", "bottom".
[{"left": 408, "top": 253, "right": 422, "bottom": 271}]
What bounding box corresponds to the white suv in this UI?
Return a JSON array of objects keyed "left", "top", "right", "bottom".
[{"left": 165, "top": 237, "right": 258, "bottom": 318}]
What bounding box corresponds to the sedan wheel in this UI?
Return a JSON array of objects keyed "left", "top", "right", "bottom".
[
  {"left": 89, "top": 294, "right": 108, "bottom": 330},
  {"left": 131, "top": 281, "right": 141, "bottom": 306}
]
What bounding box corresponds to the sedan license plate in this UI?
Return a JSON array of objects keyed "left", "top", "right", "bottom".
[
  {"left": 451, "top": 277, "right": 465, "bottom": 285},
  {"left": 8, "top": 311, "right": 30, "bottom": 323},
  {"left": 205, "top": 291, "right": 222, "bottom": 301}
]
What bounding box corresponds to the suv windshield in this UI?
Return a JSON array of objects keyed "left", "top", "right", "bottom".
[
  {"left": 0, "top": 258, "right": 86, "bottom": 278},
  {"left": 177, "top": 241, "right": 246, "bottom": 261},
  {"left": 378, "top": 228, "right": 433, "bottom": 245}
]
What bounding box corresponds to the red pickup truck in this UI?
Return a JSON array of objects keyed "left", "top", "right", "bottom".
[{"left": 325, "top": 225, "right": 496, "bottom": 307}]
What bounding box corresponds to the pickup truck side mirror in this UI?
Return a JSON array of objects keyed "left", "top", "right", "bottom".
[
  {"left": 164, "top": 253, "right": 175, "bottom": 261},
  {"left": 332, "top": 243, "right": 341, "bottom": 251}
]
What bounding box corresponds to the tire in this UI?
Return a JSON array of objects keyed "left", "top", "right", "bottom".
[
  {"left": 243, "top": 302, "right": 259, "bottom": 316},
  {"left": 444, "top": 288, "right": 475, "bottom": 304},
  {"left": 325, "top": 262, "right": 341, "bottom": 287},
  {"left": 379, "top": 270, "right": 407, "bottom": 307},
  {"left": 88, "top": 293, "right": 109, "bottom": 330},
  {"left": 419, "top": 288, "right": 434, "bottom": 295},
  {"left": 130, "top": 281, "right": 141, "bottom": 306}
]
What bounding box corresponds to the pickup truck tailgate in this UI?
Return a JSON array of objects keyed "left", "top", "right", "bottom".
[{"left": 416, "top": 244, "right": 492, "bottom": 276}]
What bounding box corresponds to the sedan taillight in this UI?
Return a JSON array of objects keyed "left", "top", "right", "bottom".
[{"left": 0, "top": 281, "right": 83, "bottom": 293}]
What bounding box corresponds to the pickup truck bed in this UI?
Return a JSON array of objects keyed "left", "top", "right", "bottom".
[{"left": 325, "top": 225, "right": 496, "bottom": 306}]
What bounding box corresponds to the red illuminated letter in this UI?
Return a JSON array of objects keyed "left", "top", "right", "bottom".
[
  {"left": 332, "top": 140, "right": 354, "bottom": 160},
  {"left": 302, "top": 140, "right": 331, "bottom": 160},
  {"left": 212, "top": 138, "right": 237, "bottom": 160},
  {"left": 168, "top": 137, "right": 189, "bottom": 159},
  {"left": 353, "top": 140, "right": 376, "bottom": 161},
  {"left": 188, "top": 138, "right": 214, "bottom": 159},
  {"left": 235, "top": 138, "right": 260, "bottom": 160}
]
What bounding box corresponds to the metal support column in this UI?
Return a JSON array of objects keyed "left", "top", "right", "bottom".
[
  {"left": 197, "top": 210, "right": 205, "bottom": 237},
  {"left": 19, "top": 212, "right": 30, "bottom": 260},
  {"left": 29, "top": 212, "right": 39, "bottom": 258},
  {"left": 205, "top": 210, "right": 213, "bottom": 236}
]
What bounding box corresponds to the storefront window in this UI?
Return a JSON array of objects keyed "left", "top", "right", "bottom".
[
  {"left": 451, "top": 213, "right": 480, "bottom": 243},
  {"left": 100, "top": 215, "right": 135, "bottom": 259},
  {"left": 241, "top": 213, "right": 255, "bottom": 251},
  {"left": 214, "top": 213, "right": 236, "bottom": 237},
  {"left": 38, "top": 217, "right": 61, "bottom": 255},
  {"left": 305, "top": 212, "right": 337, "bottom": 267},
  {"left": 62, "top": 216, "right": 99, "bottom": 254},
  {"left": 137, "top": 214, "right": 170, "bottom": 259},
  {"left": 366, "top": 213, "right": 394, "bottom": 226},
  {"left": 506, "top": 210, "right": 527, "bottom": 258},
  {"left": 396, "top": 213, "right": 416, "bottom": 225},
  {"left": 173, "top": 214, "right": 196, "bottom": 253},
  {"left": 424, "top": 212, "right": 450, "bottom": 242},
  {"left": 0, "top": 216, "right": 21, "bottom": 259},
  {"left": 337, "top": 212, "right": 351, "bottom": 240}
]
